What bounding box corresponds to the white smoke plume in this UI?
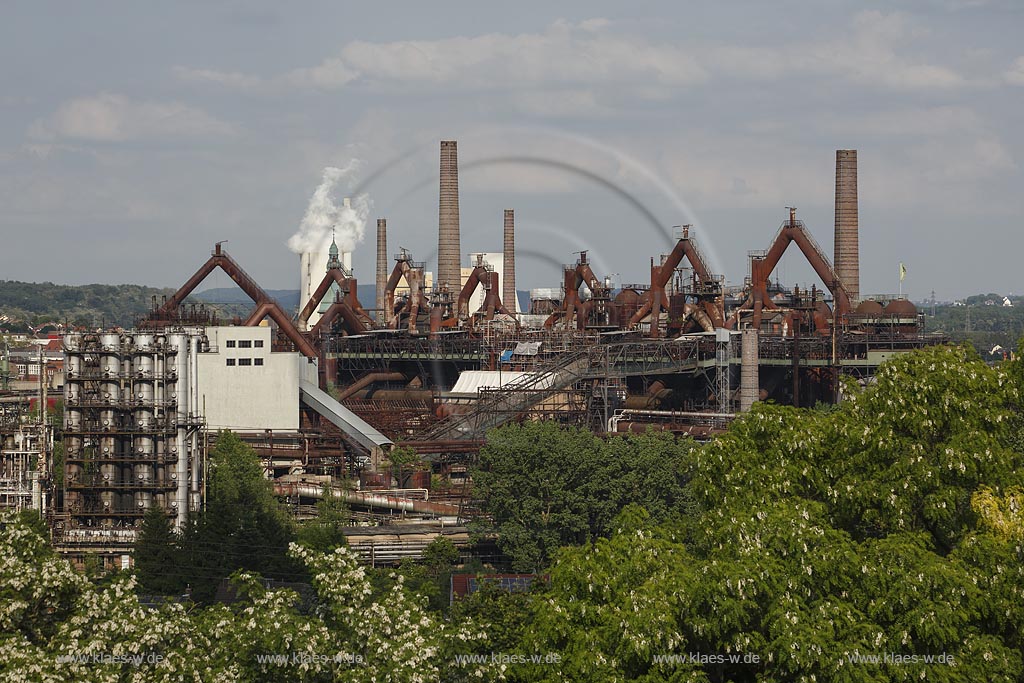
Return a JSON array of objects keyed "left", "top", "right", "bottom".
[{"left": 288, "top": 160, "right": 371, "bottom": 255}]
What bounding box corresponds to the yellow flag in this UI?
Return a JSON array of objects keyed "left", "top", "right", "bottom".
[{"left": 899, "top": 263, "right": 907, "bottom": 282}]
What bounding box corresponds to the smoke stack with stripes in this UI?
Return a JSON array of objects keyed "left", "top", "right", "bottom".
[
  {"left": 437, "top": 141, "right": 461, "bottom": 291},
  {"left": 503, "top": 209, "right": 516, "bottom": 313},
  {"left": 834, "top": 149, "right": 860, "bottom": 303}
]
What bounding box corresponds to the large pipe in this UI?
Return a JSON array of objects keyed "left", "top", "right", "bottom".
[
  {"left": 437, "top": 140, "right": 461, "bottom": 291},
  {"left": 335, "top": 371, "right": 407, "bottom": 401},
  {"left": 189, "top": 334, "right": 200, "bottom": 512},
  {"left": 740, "top": 328, "right": 759, "bottom": 412},
  {"left": 169, "top": 333, "right": 190, "bottom": 529},
  {"left": 155, "top": 245, "right": 318, "bottom": 358},
  {"left": 835, "top": 150, "right": 859, "bottom": 303},
  {"left": 243, "top": 302, "right": 320, "bottom": 358},
  {"left": 503, "top": 209, "right": 516, "bottom": 314},
  {"left": 272, "top": 481, "right": 462, "bottom": 517},
  {"left": 376, "top": 218, "right": 387, "bottom": 322}
]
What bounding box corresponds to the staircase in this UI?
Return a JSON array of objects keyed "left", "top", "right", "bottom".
[{"left": 422, "top": 349, "right": 592, "bottom": 441}]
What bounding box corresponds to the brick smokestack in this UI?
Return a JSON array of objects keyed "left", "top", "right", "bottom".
[
  {"left": 503, "top": 209, "right": 516, "bottom": 313},
  {"left": 437, "top": 140, "right": 461, "bottom": 291},
  {"left": 375, "top": 218, "right": 387, "bottom": 322},
  {"left": 834, "top": 149, "right": 860, "bottom": 303}
]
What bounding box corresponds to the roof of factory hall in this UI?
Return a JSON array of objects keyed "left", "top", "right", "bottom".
[{"left": 447, "top": 370, "right": 553, "bottom": 397}]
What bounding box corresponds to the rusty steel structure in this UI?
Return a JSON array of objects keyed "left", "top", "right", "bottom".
[
  {"left": 628, "top": 225, "right": 723, "bottom": 336},
  {"left": 145, "top": 243, "right": 319, "bottom": 359},
  {"left": 835, "top": 150, "right": 860, "bottom": 303},
  {"left": 384, "top": 248, "right": 430, "bottom": 334},
  {"left": 138, "top": 145, "right": 941, "bottom": 464},
  {"left": 731, "top": 208, "right": 852, "bottom": 334},
  {"left": 52, "top": 142, "right": 948, "bottom": 570},
  {"left": 544, "top": 251, "right": 615, "bottom": 331},
  {"left": 297, "top": 266, "right": 372, "bottom": 339},
  {"left": 448, "top": 257, "right": 515, "bottom": 329},
  {"left": 437, "top": 140, "right": 461, "bottom": 292}
]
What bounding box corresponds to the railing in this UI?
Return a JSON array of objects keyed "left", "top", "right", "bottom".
[
  {"left": 794, "top": 223, "right": 836, "bottom": 274},
  {"left": 66, "top": 475, "right": 180, "bottom": 489},
  {"left": 421, "top": 348, "right": 592, "bottom": 441}
]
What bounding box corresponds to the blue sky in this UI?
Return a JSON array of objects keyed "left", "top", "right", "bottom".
[{"left": 1, "top": 1, "right": 1022, "bottom": 300}]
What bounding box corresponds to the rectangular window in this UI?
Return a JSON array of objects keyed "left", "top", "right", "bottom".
[
  {"left": 238, "top": 358, "right": 252, "bottom": 366},
  {"left": 254, "top": 358, "right": 264, "bottom": 366},
  {"left": 225, "top": 340, "right": 236, "bottom": 348},
  {"left": 254, "top": 340, "right": 264, "bottom": 348},
  {"left": 238, "top": 340, "right": 252, "bottom": 349},
  {"left": 226, "top": 358, "right": 236, "bottom": 366}
]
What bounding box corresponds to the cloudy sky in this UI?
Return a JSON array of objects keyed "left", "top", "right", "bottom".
[{"left": 2, "top": 1, "right": 1021, "bottom": 300}]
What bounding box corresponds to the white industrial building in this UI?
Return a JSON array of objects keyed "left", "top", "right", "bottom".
[{"left": 198, "top": 326, "right": 317, "bottom": 432}]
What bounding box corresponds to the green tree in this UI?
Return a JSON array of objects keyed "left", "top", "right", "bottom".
[
  {"left": 474, "top": 422, "right": 695, "bottom": 571},
  {"left": 0, "top": 510, "right": 491, "bottom": 682},
  {"left": 504, "top": 346, "right": 1024, "bottom": 681},
  {"left": 134, "top": 505, "right": 183, "bottom": 596},
  {"left": 296, "top": 483, "right": 350, "bottom": 553},
  {"left": 385, "top": 445, "right": 422, "bottom": 488},
  {"left": 177, "top": 431, "right": 300, "bottom": 602}
]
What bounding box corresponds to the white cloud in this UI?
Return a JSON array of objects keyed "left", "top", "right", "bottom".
[
  {"left": 175, "top": 12, "right": 968, "bottom": 103},
  {"left": 708, "top": 11, "right": 963, "bottom": 89},
  {"left": 908, "top": 136, "right": 1015, "bottom": 183},
  {"left": 29, "top": 93, "right": 233, "bottom": 142},
  {"left": 283, "top": 58, "right": 359, "bottom": 89},
  {"left": 174, "top": 19, "right": 708, "bottom": 96},
  {"left": 1005, "top": 56, "right": 1024, "bottom": 85},
  {"left": 171, "top": 66, "right": 263, "bottom": 91},
  {"left": 658, "top": 134, "right": 832, "bottom": 209},
  {"left": 817, "top": 106, "right": 984, "bottom": 137},
  {"left": 340, "top": 20, "right": 708, "bottom": 89}
]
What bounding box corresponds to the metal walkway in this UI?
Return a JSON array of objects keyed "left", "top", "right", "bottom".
[
  {"left": 421, "top": 338, "right": 717, "bottom": 441},
  {"left": 422, "top": 349, "right": 592, "bottom": 441},
  {"left": 299, "top": 380, "right": 393, "bottom": 452}
]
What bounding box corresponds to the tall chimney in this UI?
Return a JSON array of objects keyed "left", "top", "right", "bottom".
[
  {"left": 438, "top": 140, "right": 461, "bottom": 291},
  {"left": 375, "top": 218, "right": 387, "bottom": 322},
  {"left": 834, "top": 149, "right": 860, "bottom": 303},
  {"left": 503, "top": 209, "right": 516, "bottom": 314}
]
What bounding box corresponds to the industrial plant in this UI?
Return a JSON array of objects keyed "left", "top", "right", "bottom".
[{"left": 1, "top": 141, "right": 946, "bottom": 567}]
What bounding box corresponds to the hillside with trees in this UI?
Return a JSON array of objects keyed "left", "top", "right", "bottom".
[
  {"left": 926, "top": 301, "right": 1024, "bottom": 357},
  {"left": 0, "top": 281, "right": 177, "bottom": 330},
  {"left": 0, "top": 281, "right": 259, "bottom": 331}
]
